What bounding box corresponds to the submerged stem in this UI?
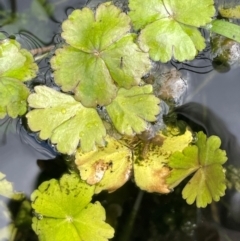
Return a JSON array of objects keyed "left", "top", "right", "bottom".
[{"left": 118, "top": 190, "right": 144, "bottom": 241}]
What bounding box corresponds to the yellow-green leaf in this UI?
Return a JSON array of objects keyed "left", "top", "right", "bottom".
[
  {"left": 134, "top": 128, "right": 193, "bottom": 193},
  {"left": 26, "top": 86, "right": 106, "bottom": 154},
  {"left": 75, "top": 136, "right": 132, "bottom": 194}
]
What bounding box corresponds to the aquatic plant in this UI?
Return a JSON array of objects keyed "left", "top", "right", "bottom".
[
  {"left": 1, "top": 0, "right": 240, "bottom": 240},
  {"left": 167, "top": 131, "right": 227, "bottom": 208},
  {"left": 31, "top": 173, "right": 114, "bottom": 241},
  {"left": 0, "top": 39, "right": 38, "bottom": 118}
]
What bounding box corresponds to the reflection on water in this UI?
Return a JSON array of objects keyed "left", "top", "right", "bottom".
[{"left": 0, "top": 117, "right": 56, "bottom": 194}]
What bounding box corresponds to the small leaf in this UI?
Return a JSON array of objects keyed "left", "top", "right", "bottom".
[
  {"left": 167, "top": 131, "right": 227, "bottom": 208},
  {"left": 75, "top": 136, "right": 132, "bottom": 194},
  {"left": 0, "top": 78, "right": 30, "bottom": 119},
  {"left": 0, "top": 39, "right": 38, "bottom": 81},
  {"left": 106, "top": 85, "right": 160, "bottom": 136},
  {"left": 31, "top": 173, "right": 114, "bottom": 241},
  {"left": 129, "top": 0, "right": 215, "bottom": 62},
  {"left": 26, "top": 86, "right": 106, "bottom": 154},
  {"left": 134, "top": 128, "right": 193, "bottom": 193},
  {"left": 51, "top": 2, "right": 151, "bottom": 107},
  {"left": 0, "top": 172, "right": 24, "bottom": 200},
  {"left": 0, "top": 39, "right": 38, "bottom": 118}
]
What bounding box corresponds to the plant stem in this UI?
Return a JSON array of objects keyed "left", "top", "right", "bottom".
[
  {"left": 30, "top": 45, "right": 55, "bottom": 61},
  {"left": 118, "top": 190, "right": 144, "bottom": 241}
]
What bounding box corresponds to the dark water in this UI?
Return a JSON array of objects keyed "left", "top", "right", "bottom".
[{"left": 1, "top": 0, "right": 240, "bottom": 240}]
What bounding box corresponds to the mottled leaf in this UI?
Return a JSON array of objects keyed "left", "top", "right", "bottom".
[
  {"left": 31, "top": 174, "right": 114, "bottom": 241},
  {"left": 75, "top": 136, "right": 132, "bottom": 194},
  {"left": 134, "top": 128, "right": 193, "bottom": 193}
]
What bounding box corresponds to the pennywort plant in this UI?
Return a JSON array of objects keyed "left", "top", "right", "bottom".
[{"left": 1, "top": 0, "right": 240, "bottom": 240}]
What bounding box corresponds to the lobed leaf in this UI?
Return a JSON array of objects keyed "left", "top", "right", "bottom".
[
  {"left": 31, "top": 174, "right": 114, "bottom": 241},
  {"left": 106, "top": 85, "right": 160, "bottom": 136},
  {"left": 26, "top": 86, "right": 106, "bottom": 154},
  {"left": 167, "top": 131, "right": 227, "bottom": 208},
  {"left": 0, "top": 39, "right": 38, "bottom": 81},
  {"left": 51, "top": 2, "right": 151, "bottom": 107},
  {"left": 129, "top": 0, "right": 215, "bottom": 62},
  {"left": 0, "top": 39, "right": 38, "bottom": 118},
  {"left": 75, "top": 136, "right": 132, "bottom": 194},
  {"left": 0, "top": 77, "right": 30, "bottom": 118},
  {"left": 134, "top": 128, "right": 193, "bottom": 193}
]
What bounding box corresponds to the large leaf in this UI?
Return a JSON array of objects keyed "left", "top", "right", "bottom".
[
  {"left": 134, "top": 128, "right": 193, "bottom": 193},
  {"left": 129, "top": 0, "right": 215, "bottom": 62},
  {"left": 26, "top": 86, "right": 106, "bottom": 154},
  {"left": 0, "top": 39, "right": 38, "bottom": 118},
  {"left": 75, "top": 136, "right": 132, "bottom": 194},
  {"left": 51, "top": 2, "right": 151, "bottom": 107},
  {"left": 167, "top": 131, "right": 227, "bottom": 208},
  {"left": 106, "top": 85, "right": 160, "bottom": 135},
  {"left": 31, "top": 174, "right": 114, "bottom": 241}
]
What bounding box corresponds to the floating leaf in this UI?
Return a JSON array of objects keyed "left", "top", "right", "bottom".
[
  {"left": 0, "top": 39, "right": 38, "bottom": 118},
  {"left": 106, "top": 85, "right": 160, "bottom": 136},
  {"left": 75, "top": 136, "right": 132, "bottom": 194},
  {"left": 129, "top": 0, "right": 215, "bottom": 62},
  {"left": 0, "top": 78, "right": 30, "bottom": 119},
  {"left": 0, "top": 172, "right": 24, "bottom": 200},
  {"left": 167, "top": 131, "right": 227, "bottom": 208},
  {"left": 26, "top": 86, "right": 106, "bottom": 154},
  {"left": 134, "top": 128, "right": 193, "bottom": 193},
  {"left": 51, "top": 2, "right": 151, "bottom": 107},
  {"left": 31, "top": 174, "right": 114, "bottom": 241}
]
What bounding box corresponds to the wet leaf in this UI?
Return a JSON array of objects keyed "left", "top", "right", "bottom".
[
  {"left": 51, "top": 2, "right": 151, "bottom": 107},
  {"left": 106, "top": 85, "right": 160, "bottom": 136},
  {"left": 0, "top": 39, "right": 38, "bottom": 118},
  {"left": 26, "top": 86, "right": 106, "bottom": 154},
  {"left": 129, "top": 0, "right": 215, "bottom": 62},
  {"left": 167, "top": 131, "right": 227, "bottom": 208},
  {"left": 134, "top": 128, "right": 193, "bottom": 193},
  {"left": 31, "top": 174, "right": 114, "bottom": 241},
  {"left": 0, "top": 172, "right": 24, "bottom": 200},
  {"left": 75, "top": 136, "right": 132, "bottom": 194}
]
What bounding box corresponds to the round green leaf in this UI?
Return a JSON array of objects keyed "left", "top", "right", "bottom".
[
  {"left": 31, "top": 174, "right": 114, "bottom": 241},
  {"left": 51, "top": 2, "right": 151, "bottom": 107},
  {"left": 61, "top": 2, "right": 131, "bottom": 52},
  {"left": 129, "top": 0, "right": 215, "bottom": 62}
]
